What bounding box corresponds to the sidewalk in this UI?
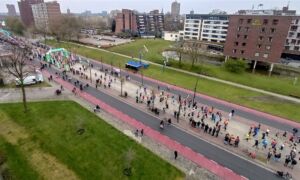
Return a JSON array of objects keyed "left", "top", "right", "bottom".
[
  {"left": 67, "top": 41, "right": 300, "bottom": 104},
  {"left": 69, "top": 63, "right": 300, "bottom": 178}
]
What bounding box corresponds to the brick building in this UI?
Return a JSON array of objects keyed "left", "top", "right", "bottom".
[
  {"left": 224, "top": 15, "right": 292, "bottom": 64},
  {"left": 115, "top": 9, "right": 137, "bottom": 34},
  {"left": 18, "top": 0, "right": 44, "bottom": 27},
  {"left": 224, "top": 7, "right": 300, "bottom": 72}
]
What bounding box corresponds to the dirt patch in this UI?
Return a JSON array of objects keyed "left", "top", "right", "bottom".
[{"left": 0, "top": 113, "right": 79, "bottom": 180}]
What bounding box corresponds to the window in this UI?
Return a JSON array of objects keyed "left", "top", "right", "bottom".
[
  {"left": 242, "top": 42, "right": 246, "bottom": 46},
  {"left": 257, "top": 44, "right": 262, "bottom": 48},
  {"left": 266, "top": 45, "right": 271, "bottom": 50},
  {"left": 244, "top": 35, "right": 248, "bottom": 39},
  {"left": 272, "top": 19, "right": 279, "bottom": 25},
  {"left": 261, "top": 27, "right": 266, "bottom": 33},
  {"left": 236, "top": 34, "right": 240, "bottom": 38},
  {"left": 268, "top": 37, "right": 273, "bottom": 42},
  {"left": 247, "top": 19, "right": 252, "bottom": 24},
  {"left": 259, "top": 36, "right": 263, "bottom": 41},
  {"left": 241, "top": 50, "right": 245, "bottom": 54},
  {"left": 255, "top": 52, "right": 259, "bottom": 57},
  {"left": 263, "top": 19, "right": 268, "bottom": 25},
  {"left": 237, "top": 26, "right": 242, "bottom": 31},
  {"left": 239, "top": 19, "right": 244, "bottom": 24},
  {"left": 234, "top": 41, "right": 239, "bottom": 46},
  {"left": 263, "top": 53, "right": 269, "bottom": 58},
  {"left": 233, "top": 49, "right": 237, "bottom": 53},
  {"left": 245, "top": 27, "right": 250, "bottom": 32},
  {"left": 270, "top": 28, "right": 276, "bottom": 33}
]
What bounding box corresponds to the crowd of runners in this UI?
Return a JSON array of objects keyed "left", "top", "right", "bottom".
[{"left": 12, "top": 39, "right": 300, "bottom": 176}]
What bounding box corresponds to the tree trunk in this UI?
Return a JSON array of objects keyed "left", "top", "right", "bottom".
[
  {"left": 179, "top": 52, "right": 182, "bottom": 66},
  {"left": 21, "top": 85, "right": 28, "bottom": 112}
]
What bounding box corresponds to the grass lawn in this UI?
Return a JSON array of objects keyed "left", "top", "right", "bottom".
[
  {"left": 108, "top": 39, "right": 172, "bottom": 62},
  {"left": 0, "top": 138, "right": 40, "bottom": 180},
  {"left": 0, "top": 101, "right": 184, "bottom": 180},
  {"left": 107, "top": 39, "right": 300, "bottom": 98},
  {"left": 47, "top": 40, "right": 300, "bottom": 122}
]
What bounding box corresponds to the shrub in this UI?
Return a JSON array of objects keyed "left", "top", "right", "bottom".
[{"left": 224, "top": 59, "right": 248, "bottom": 73}]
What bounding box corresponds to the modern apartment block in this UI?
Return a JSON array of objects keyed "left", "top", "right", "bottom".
[
  {"left": 115, "top": 9, "right": 164, "bottom": 36},
  {"left": 31, "top": 1, "right": 61, "bottom": 31},
  {"left": 18, "top": 0, "right": 44, "bottom": 27},
  {"left": 283, "top": 17, "right": 300, "bottom": 57},
  {"left": 6, "top": 4, "right": 17, "bottom": 17},
  {"left": 137, "top": 10, "right": 164, "bottom": 36},
  {"left": 224, "top": 7, "right": 300, "bottom": 64},
  {"left": 183, "top": 14, "right": 229, "bottom": 43}
]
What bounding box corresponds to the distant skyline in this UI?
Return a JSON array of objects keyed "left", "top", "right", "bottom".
[{"left": 1, "top": 0, "right": 300, "bottom": 14}]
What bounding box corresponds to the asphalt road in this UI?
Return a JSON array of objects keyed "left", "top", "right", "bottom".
[
  {"left": 46, "top": 66, "right": 281, "bottom": 180},
  {"left": 87, "top": 59, "right": 297, "bottom": 133}
]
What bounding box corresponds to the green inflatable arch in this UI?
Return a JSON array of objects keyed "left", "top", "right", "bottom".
[{"left": 45, "top": 48, "right": 70, "bottom": 71}]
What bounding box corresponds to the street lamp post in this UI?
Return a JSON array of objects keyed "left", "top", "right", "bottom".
[
  {"left": 139, "top": 50, "right": 144, "bottom": 86},
  {"left": 192, "top": 78, "right": 199, "bottom": 105},
  {"left": 89, "top": 62, "right": 92, "bottom": 83},
  {"left": 101, "top": 57, "right": 103, "bottom": 71}
]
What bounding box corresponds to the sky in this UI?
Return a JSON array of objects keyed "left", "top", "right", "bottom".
[{"left": 1, "top": 0, "right": 300, "bottom": 14}]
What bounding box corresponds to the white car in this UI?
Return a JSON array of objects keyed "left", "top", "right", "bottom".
[{"left": 15, "top": 74, "right": 43, "bottom": 86}]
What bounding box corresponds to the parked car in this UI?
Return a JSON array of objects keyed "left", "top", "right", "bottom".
[{"left": 15, "top": 73, "right": 44, "bottom": 86}]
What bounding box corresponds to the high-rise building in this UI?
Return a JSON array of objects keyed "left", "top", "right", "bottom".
[
  {"left": 6, "top": 4, "right": 17, "bottom": 17},
  {"left": 31, "top": 1, "right": 61, "bottom": 31},
  {"left": 67, "top": 8, "right": 71, "bottom": 14},
  {"left": 171, "top": 0, "right": 180, "bottom": 19},
  {"left": 18, "top": 0, "right": 44, "bottom": 27},
  {"left": 183, "top": 14, "right": 229, "bottom": 43}
]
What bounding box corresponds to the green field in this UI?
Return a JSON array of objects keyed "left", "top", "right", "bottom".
[
  {"left": 47, "top": 40, "right": 300, "bottom": 122},
  {"left": 109, "top": 39, "right": 172, "bottom": 62},
  {"left": 0, "top": 101, "right": 184, "bottom": 179},
  {"left": 0, "top": 138, "right": 40, "bottom": 180},
  {"left": 108, "top": 39, "right": 300, "bottom": 98}
]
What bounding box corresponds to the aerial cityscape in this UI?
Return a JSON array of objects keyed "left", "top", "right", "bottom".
[{"left": 0, "top": 0, "right": 300, "bottom": 180}]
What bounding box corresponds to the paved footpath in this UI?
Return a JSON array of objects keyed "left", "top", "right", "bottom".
[{"left": 69, "top": 41, "right": 300, "bottom": 104}]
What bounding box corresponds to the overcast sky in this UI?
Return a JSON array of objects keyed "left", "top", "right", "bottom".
[{"left": 1, "top": 0, "right": 300, "bottom": 14}]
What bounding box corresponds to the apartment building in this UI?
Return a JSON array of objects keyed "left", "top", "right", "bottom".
[
  {"left": 224, "top": 7, "right": 300, "bottom": 64},
  {"left": 183, "top": 14, "right": 229, "bottom": 43},
  {"left": 115, "top": 9, "right": 164, "bottom": 36},
  {"left": 18, "top": 0, "right": 44, "bottom": 27},
  {"left": 6, "top": 4, "right": 17, "bottom": 17},
  {"left": 284, "top": 17, "right": 300, "bottom": 56},
  {"left": 115, "top": 9, "right": 137, "bottom": 34},
  {"left": 137, "top": 10, "right": 164, "bottom": 36},
  {"left": 31, "top": 1, "right": 61, "bottom": 31}
]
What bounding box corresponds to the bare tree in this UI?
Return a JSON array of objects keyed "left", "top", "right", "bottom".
[
  {"left": 1, "top": 46, "right": 32, "bottom": 112},
  {"left": 187, "top": 42, "right": 199, "bottom": 68},
  {"left": 174, "top": 40, "right": 184, "bottom": 66}
]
